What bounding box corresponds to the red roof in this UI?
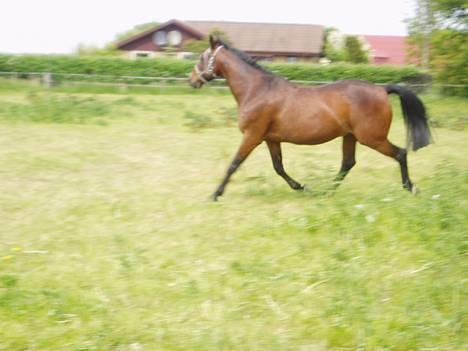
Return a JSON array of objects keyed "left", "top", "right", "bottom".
[{"left": 362, "top": 35, "right": 410, "bottom": 65}]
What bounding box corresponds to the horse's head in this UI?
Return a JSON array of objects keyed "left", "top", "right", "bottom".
[{"left": 189, "top": 35, "right": 224, "bottom": 89}]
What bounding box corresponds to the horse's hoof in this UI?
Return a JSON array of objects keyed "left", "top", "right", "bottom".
[
  {"left": 290, "top": 182, "right": 304, "bottom": 191},
  {"left": 411, "top": 185, "right": 420, "bottom": 196},
  {"left": 211, "top": 192, "right": 222, "bottom": 201}
]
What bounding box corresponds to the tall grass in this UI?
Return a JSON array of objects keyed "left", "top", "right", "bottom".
[
  {"left": 0, "top": 77, "right": 466, "bottom": 130},
  {"left": 0, "top": 85, "right": 466, "bottom": 350}
]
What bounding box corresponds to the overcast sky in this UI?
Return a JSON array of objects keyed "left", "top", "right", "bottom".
[{"left": 0, "top": 0, "right": 415, "bottom": 54}]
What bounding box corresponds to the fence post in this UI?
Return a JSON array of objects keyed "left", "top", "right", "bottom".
[
  {"left": 118, "top": 83, "right": 128, "bottom": 93},
  {"left": 42, "top": 72, "right": 53, "bottom": 88}
]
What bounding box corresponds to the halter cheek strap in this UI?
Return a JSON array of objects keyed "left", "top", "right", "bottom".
[
  {"left": 194, "top": 45, "right": 224, "bottom": 83},
  {"left": 194, "top": 65, "right": 208, "bottom": 83}
]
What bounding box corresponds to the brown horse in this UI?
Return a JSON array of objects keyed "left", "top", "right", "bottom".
[{"left": 189, "top": 36, "right": 432, "bottom": 201}]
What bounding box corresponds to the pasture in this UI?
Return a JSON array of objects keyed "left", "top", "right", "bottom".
[{"left": 0, "top": 80, "right": 467, "bottom": 350}]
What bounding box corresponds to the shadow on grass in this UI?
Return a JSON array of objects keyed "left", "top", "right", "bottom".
[{"left": 241, "top": 174, "right": 338, "bottom": 201}]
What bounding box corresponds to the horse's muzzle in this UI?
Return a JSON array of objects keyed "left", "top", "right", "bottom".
[{"left": 189, "top": 79, "right": 203, "bottom": 89}]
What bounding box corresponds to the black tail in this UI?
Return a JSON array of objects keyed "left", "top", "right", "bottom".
[{"left": 386, "top": 84, "right": 432, "bottom": 151}]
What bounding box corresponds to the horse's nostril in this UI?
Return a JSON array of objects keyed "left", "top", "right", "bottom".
[{"left": 189, "top": 80, "right": 201, "bottom": 89}]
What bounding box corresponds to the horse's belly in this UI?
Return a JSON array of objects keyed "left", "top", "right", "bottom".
[{"left": 265, "top": 115, "right": 347, "bottom": 145}]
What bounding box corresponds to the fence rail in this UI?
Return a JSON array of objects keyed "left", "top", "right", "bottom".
[{"left": 1, "top": 71, "right": 467, "bottom": 90}]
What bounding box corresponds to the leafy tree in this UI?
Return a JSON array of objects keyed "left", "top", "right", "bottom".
[
  {"left": 115, "top": 22, "right": 159, "bottom": 42},
  {"left": 75, "top": 43, "right": 119, "bottom": 56},
  {"left": 183, "top": 28, "right": 232, "bottom": 54},
  {"left": 407, "top": 0, "right": 467, "bottom": 95},
  {"left": 324, "top": 29, "right": 368, "bottom": 63},
  {"left": 432, "top": 0, "right": 467, "bottom": 28},
  {"left": 74, "top": 22, "right": 159, "bottom": 57},
  {"left": 343, "top": 36, "right": 369, "bottom": 64},
  {"left": 323, "top": 28, "right": 345, "bottom": 62},
  {"left": 209, "top": 28, "right": 233, "bottom": 46},
  {"left": 183, "top": 39, "right": 209, "bottom": 54}
]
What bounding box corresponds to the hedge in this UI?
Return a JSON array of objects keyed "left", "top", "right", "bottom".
[
  {"left": 0, "top": 55, "right": 194, "bottom": 78},
  {"left": 0, "top": 54, "right": 424, "bottom": 84},
  {"left": 269, "top": 62, "right": 425, "bottom": 84}
]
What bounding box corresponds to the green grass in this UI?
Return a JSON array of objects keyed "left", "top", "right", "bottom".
[{"left": 0, "top": 82, "right": 467, "bottom": 350}]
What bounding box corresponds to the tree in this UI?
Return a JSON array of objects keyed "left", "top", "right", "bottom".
[
  {"left": 115, "top": 22, "right": 159, "bottom": 42},
  {"left": 74, "top": 22, "right": 159, "bottom": 57},
  {"left": 183, "top": 28, "right": 232, "bottom": 54},
  {"left": 209, "top": 28, "right": 233, "bottom": 46},
  {"left": 343, "top": 36, "right": 369, "bottom": 64},
  {"left": 432, "top": 0, "right": 468, "bottom": 28},
  {"left": 323, "top": 29, "right": 368, "bottom": 63},
  {"left": 323, "top": 28, "right": 346, "bottom": 62},
  {"left": 74, "top": 43, "right": 119, "bottom": 56},
  {"left": 407, "top": 0, "right": 435, "bottom": 69},
  {"left": 407, "top": 0, "right": 467, "bottom": 95},
  {"left": 183, "top": 38, "right": 209, "bottom": 55}
]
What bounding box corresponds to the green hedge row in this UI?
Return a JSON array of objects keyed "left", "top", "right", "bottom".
[
  {"left": 269, "top": 62, "right": 425, "bottom": 84},
  {"left": 0, "top": 54, "right": 424, "bottom": 84},
  {"left": 0, "top": 55, "right": 193, "bottom": 77}
]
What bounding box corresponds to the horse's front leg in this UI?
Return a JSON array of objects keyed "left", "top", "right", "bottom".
[{"left": 212, "top": 132, "right": 262, "bottom": 201}]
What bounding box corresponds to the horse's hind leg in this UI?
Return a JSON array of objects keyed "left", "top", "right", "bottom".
[
  {"left": 367, "top": 139, "right": 414, "bottom": 191},
  {"left": 334, "top": 134, "right": 357, "bottom": 185},
  {"left": 266, "top": 141, "right": 304, "bottom": 190}
]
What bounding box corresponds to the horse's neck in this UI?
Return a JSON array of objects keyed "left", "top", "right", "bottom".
[{"left": 218, "top": 52, "right": 265, "bottom": 105}]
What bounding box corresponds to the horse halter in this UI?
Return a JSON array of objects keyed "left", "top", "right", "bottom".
[{"left": 193, "top": 45, "right": 224, "bottom": 83}]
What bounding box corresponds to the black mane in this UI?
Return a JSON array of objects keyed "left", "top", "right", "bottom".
[{"left": 217, "top": 40, "right": 273, "bottom": 75}]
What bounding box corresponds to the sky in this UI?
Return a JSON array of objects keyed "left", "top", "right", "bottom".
[{"left": 0, "top": 0, "right": 415, "bottom": 54}]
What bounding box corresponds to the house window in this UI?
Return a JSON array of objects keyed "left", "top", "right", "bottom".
[
  {"left": 168, "top": 30, "right": 182, "bottom": 46},
  {"left": 178, "top": 52, "right": 195, "bottom": 60},
  {"left": 153, "top": 31, "right": 167, "bottom": 47},
  {"left": 130, "top": 51, "right": 155, "bottom": 59}
]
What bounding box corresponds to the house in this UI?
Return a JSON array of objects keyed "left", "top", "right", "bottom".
[
  {"left": 116, "top": 19, "right": 325, "bottom": 62},
  {"left": 360, "top": 35, "right": 411, "bottom": 65}
]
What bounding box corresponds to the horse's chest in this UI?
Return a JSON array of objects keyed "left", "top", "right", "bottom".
[{"left": 237, "top": 110, "right": 270, "bottom": 133}]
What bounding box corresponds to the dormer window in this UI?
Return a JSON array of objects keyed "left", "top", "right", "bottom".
[{"left": 153, "top": 31, "right": 167, "bottom": 47}]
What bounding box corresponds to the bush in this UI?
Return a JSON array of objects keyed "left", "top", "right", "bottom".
[
  {"left": 0, "top": 54, "right": 424, "bottom": 85},
  {"left": 268, "top": 62, "right": 423, "bottom": 84},
  {"left": 0, "top": 55, "right": 194, "bottom": 78}
]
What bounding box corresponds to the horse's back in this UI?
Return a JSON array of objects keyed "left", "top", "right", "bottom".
[{"left": 264, "top": 80, "right": 392, "bottom": 145}]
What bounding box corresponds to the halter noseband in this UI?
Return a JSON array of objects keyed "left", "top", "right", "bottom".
[{"left": 194, "top": 45, "right": 224, "bottom": 83}]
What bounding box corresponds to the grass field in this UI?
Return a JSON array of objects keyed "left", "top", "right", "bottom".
[{"left": 0, "top": 80, "right": 467, "bottom": 350}]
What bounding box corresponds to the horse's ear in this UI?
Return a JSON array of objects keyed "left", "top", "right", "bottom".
[{"left": 209, "top": 35, "right": 217, "bottom": 50}]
